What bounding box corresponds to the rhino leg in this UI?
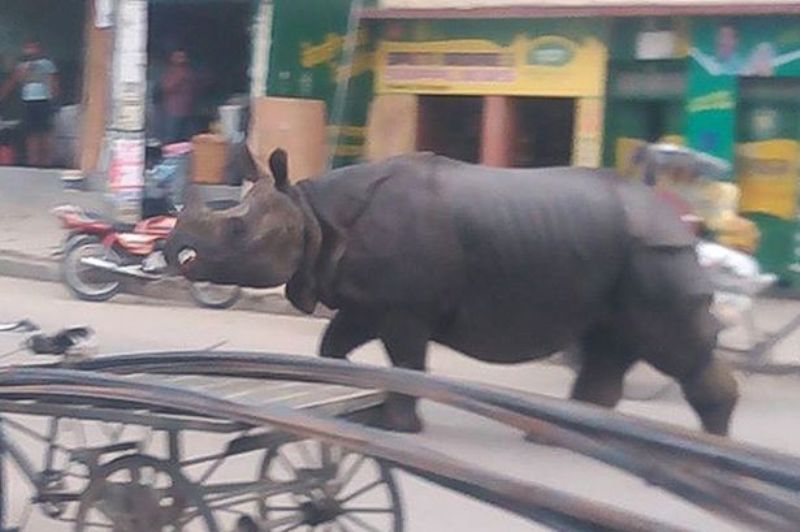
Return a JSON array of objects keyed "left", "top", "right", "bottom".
[
  {"left": 320, "top": 310, "right": 377, "bottom": 359},
  {"left": 634, "top": 300, "right": 739, "bottom": 436},
  {"left": 378, "top": 313, "right": 430, "bottom": 434},
  {"left": 570, "top": 325, "right": 635, "bottom": 408},
  {"left": 679, "top": 357, "right": 739, "bottom": 435}
]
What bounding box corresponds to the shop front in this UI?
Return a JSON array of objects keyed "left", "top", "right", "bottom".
[
  {"left": 603, "top": 18, "right": 690, "bottom": 175},
  {"left": 366, "top": 18, "right": 609, "bottom": 168},
  {"left": 685, "top": 17, "right": 800, "bottom": 285},
  {"left": 146, "top": 0, "right": 256, "bottom": 143},
  {"left": 267, "top": 0, "right": 377, "bottom": 169},
  {"left": 0, "top": 0, "right": 89, "bottom": 168}
]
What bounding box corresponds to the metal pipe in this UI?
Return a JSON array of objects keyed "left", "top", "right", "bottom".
[
  {"left": 0, "top": 369, "right": 682, "bottom": 532},
  {"left": 55, "top": 352, "right": 800, "bottom": 528},
  {"left": 60, "top": 352, "right": 800, "bottom": 491}
]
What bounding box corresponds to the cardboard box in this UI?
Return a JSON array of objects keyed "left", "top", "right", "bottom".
[
  {"left": 191, "top": 134, "right": 228, "bottom": 184},
  {"left": 249, "top": 97, "right": 328, "bottom": 184}
]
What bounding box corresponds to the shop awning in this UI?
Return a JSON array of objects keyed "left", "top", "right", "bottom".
[{"left": 361, "top": 1, "right": 800, "bottom": 19}]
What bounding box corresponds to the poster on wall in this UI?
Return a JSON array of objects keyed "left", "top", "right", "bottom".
[
  {"left": 108, "top": 138, "right": 145, "bottom": 203},
  {"left": 107, "top": 0, "right": 147, "bottom": 220},
  {"left": 691, "top": 23, "right": 800, "bottom": 78},
  {"left": 95, "top": 0, "right": 113, "bottom": 28},
  {"left": 686, "top": 18, "right": 800, "bottom": 164}
]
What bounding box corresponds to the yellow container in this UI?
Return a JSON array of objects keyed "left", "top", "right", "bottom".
[{"left": 249, "top": 97, "right": 328, "bottom": 183}]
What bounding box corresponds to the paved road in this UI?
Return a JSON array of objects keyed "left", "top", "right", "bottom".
[{"left": 2, "top": 277, "right": 800, "bottom": 531}]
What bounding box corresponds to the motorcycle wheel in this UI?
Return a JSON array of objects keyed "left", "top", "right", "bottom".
[
  {"left": 61, "top": 236, "right": 122, "bottom": 302},
  {"left": 188, "top": 282, "right": 241, "bottom": 309}
]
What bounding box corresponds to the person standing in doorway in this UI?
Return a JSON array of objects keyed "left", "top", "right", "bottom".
[
  {"left": 0, "top": 39, "right": 59, "bottom": 167},
  {"left": 159, "top": 49, "right": 197, "bottom": 144}
]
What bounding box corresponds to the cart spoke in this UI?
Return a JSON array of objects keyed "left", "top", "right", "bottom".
[
  {"left": 276, "top": 450, "right": 301, "bottom": 478},
  {"left": 339, "top": 513, "right": 383, "bottom": 532},
  {"left": 336, "top": 455, "right": 366, "bottom": 489},
  {"left": 339, "top": 479, "right": 384, "bottom": 504},
  {"left": 339, "top": 507, "right": 394, "bottom": 514},
  {"left": 261, "top": 505, "right": 306, "bottom": 512},
  {"left": 277, "top": 522, "right": 309, "bottom": 532},
  {"left": 334, "top": 518, "right": 355, "bottom": 532},
  {"left": 265, "top": 512, "right": 306, "bottom": 530}
]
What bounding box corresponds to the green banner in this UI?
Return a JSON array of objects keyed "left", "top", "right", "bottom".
[
  {"left": 686, "top": 18, "right": 800, "bottom": 170},
  {"left": 268, "top": 0, "right": 376, "bottom": 167}
]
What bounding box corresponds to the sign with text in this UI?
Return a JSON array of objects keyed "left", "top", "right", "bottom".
[{"left": 375, "top": 19, "right": 607, "bottom": 98}]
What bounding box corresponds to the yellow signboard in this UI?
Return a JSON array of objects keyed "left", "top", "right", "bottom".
[
  {"left": 375, "top": 35, "right": 608, "bottom": 97},
  {"left": 737, "top": 139, "right": 800, "bottom": 220}
]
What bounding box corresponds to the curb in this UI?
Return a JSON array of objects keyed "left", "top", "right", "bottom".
[
  {"left": 0, "top": 249, "right": 332, "bottom": 319},
  {"left": 0, "top": 252, "right": 60, "bottom": 284}
]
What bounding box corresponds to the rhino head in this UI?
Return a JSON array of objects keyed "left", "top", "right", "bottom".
[{"left": 164, "top": 148, "right": 321, "bottom": 312}]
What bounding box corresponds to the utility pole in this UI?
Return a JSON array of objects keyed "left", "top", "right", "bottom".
[{"left": 106, "top": 0, "right": 148, "bottom": 222}]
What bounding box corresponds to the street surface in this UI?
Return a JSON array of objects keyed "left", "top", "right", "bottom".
[{"left": 2, "top": 277, "right": 800, "bottom": 531}]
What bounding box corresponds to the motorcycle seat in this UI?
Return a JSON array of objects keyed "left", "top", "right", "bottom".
[{"left": 82, "top": 210, "right": 137, "bottom": 233}]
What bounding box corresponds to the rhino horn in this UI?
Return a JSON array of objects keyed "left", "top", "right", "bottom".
[
  {"left": 241, "top": 141, "right": 271, "bottom": 183},
  {"left": 269, "top": 148, "right": 290, "bottom": 192}
]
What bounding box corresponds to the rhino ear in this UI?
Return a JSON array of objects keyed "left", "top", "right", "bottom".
[{"left": 269, "top": 148, "right": 290, "bottom": 193}]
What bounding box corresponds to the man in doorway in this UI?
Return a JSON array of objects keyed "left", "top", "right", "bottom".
[
  {"left": 159, "top": 48, "right": 198, "bottom": 144},
  {"left": 0, "top": 39, "right": 59, "bottom": 167}
]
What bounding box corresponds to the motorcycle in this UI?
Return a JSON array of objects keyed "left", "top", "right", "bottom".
[{"left": 53, "top": 204, "right": 241, "bottom": 309}]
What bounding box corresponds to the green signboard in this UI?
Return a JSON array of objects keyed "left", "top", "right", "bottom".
[
  {"left": 267, "top": 0, "right": 376, "bottom": 167},
  {"left": 686, "top": 18, "right": 800, "bottom": 166},
  {"left": 686, "top": 17, "right": 800, "bottom": 283}
]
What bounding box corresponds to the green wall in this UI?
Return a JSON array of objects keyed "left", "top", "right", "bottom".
[{"left": 267, "top": 0, "right": 376, "bottom": 167}]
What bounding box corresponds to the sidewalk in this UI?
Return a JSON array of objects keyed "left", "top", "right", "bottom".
[{"left": 0, "top": 167, "right": 324, "bottom": 318}]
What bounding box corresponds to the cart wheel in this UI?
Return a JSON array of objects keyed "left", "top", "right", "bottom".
[
  {"left": 258, "top": 441, "right": 404, "bottom": 532},
  {"left": 75, "top": 454, "right": 218, "bottom": 532}
]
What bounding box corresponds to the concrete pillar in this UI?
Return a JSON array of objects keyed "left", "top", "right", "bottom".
[
  {"left": 79, "top": 0, "right": 113, "bottom": 175},
  {"left": 107, "top": 0, "right": 148, "bottom": 222},
  {"left": 249, "top": 0, "right": 274, "bottom": 99},
  {"left": 365, "top": 94, "right": 419, "bottom": 162},
  {"left": 481, "top": 96, "right": 515, "bottom": 167}
]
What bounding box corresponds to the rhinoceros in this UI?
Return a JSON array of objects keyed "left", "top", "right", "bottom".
[{"left": 164, "top": 148, "right": 738, "bottom": 435}]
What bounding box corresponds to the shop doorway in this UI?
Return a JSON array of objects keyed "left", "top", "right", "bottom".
[
  {"left": 0, "top": 0, "right": 87, "bottom": 168},
  {"left": 417, "top": 95, "right": 482, "bottom": 163},
  {"left": 512, "top": 97, "right": 575, "bottom": 168},
  {"left": 147, "top": 1, "right": 253, "bottom": 143}
]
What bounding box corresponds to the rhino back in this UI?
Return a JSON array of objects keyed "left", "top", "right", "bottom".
[
  {"left": 432, "top": 160, "right": 633, "bottom": 357},
  {"left": 301, "top": 156, "right": 636, "bottom": 357},
  {"left": 299, "top": 154, "right": 465, "bottom": 309}
]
